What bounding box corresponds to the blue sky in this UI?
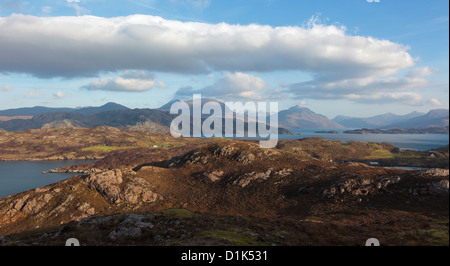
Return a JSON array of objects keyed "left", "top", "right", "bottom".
[{"left": 0, "top": 0, "right": 448, "bottom": 118}]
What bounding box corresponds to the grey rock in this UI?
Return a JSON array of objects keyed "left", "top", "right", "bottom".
[
  {"left": 237, "top": 152, "right": 255, "bottom": 165},
  {"left": 84, "top": 169, "right": 123, "bottom": 201},
  {"left": 203, "top": 171, "right": 224, "bottom": 182},
  {"left": 109, "top": 227, "right": 142, "bottom": 240},
  {"left": 428, "top": 180, "right": 449, "bottom": 196},
  {"left": 21, "top": 194, "right": 53, "bottom": 215},
  {"left": 421, "top": 168, "right": 449, "bottom": 177},
  {"left": 233, "top": 169, "right": 272, "bottom": 188}
]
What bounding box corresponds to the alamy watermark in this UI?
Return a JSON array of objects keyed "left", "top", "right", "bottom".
[{"left": 169, "top": 94, "right": 279, "bottom": 148}]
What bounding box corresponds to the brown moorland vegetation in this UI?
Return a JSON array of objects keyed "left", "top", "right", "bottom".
[{"left": 0, "top": 136, "right": 448, "bottom": 246}]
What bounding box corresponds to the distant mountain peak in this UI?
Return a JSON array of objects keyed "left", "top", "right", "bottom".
[
  {"left": 279, "top": 106, "right": 343, "bottom": 129},
  {"left": 102, "top": 102, "right": 125, "bottom": 107},
  {"left": 288, "top": 105, "right": 307, "bottom": 111}
]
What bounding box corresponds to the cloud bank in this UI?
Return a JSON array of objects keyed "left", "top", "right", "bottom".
[
  {"left": 1, "top": 13, "right": 437, "bottom": 106},
  {"left": 0, "top": 14, "right": 414, "bottom": 80}
]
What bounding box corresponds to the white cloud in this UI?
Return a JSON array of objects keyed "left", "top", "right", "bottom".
[
  {"left": 82, "top": 70, "right": 162, "bottom": 92},
  {"left": 41, "top": 6, "right": 53, "bottom": 14},
  {"left": 348, "top": 92, "right": 425, "bottom": 106},
  {"left": 54, "top": 91, "right": 64, "bottom": 99},
  {"left": 175, "top": 72, "right": 272, "bottom": 101},
  {"left": 429, "top": 98, "right": 443, "bottom": 106},
  {"left": 25, "top": 89, "right": 40, "bottom": 98},
  {"left": 287, "top": 67, "right": 434, "bottom": 105},
  {"left": 66, "top": 2, "right": 90, "bottom": 16},
  {"left": 0, "top": 83, "right": 12, "bottom": 91},
  {"left": 157, "top": 81, "right": 167, "bottom": 89},
  {"left": 0, "top": 14, "right": 414, "bottom": 79}
]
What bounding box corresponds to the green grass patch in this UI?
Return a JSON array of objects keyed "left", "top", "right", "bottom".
[
  {"left": 81, "top": 145, "right": 138, "bottom": 152},
  {"left": 364, "top": 149, "right": 396, "bottom": 159},
  {"left": 198, "top": 230, "right": 261, "bottom": 246}
]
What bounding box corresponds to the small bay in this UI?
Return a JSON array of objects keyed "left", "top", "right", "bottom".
[{"left": 0, "top": 160, "right": 94, "bottom": 199}]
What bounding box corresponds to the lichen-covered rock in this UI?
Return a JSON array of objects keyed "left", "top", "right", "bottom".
[
  {"left": 421, "top": 168, "right": 449, "bottom": 177},
  {"left": 275, "top": 169, "right": 293, "bottom": 177},
  {"left": 108, "top": 214, "right": 154, "bottom": 240},
  {"left": 233, "top": 169, "right": 272, "bottom": 188},
  {"left": 323, "top": 176, "right": 401, "bottom": 199},
  {"left": 109, "top": 226, "right": 142, "bottom": 240},
  {"left": 203, "top": 171, "right": 224, "bottom": 182},
  {"left": 428, "top": 179, "right": 449, "bottom": 196},
  {"left": 236, "top": 152, "right": 255, "bottom": 165},
  {"left": 84, "top": 169, "right": 123, "bottom": 201},
  {"left": 21, "top": 194, "right": 53, "bottom": 215}
]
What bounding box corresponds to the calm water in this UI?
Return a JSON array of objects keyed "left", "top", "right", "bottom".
[
  {"left": 0, "top": 160, "right": 94, "bottom": 199},
  {"left": 238, "top": 128, "right": 448, "bottom": 151},
  {"left": 282, "top": 128, "right": 449, "bottom": 151}
]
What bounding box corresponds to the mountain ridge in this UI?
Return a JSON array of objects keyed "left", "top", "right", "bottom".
[
  {"left": 0, "top": 101, "right": 448, "bottom": 132},
  {"left": 0, "top": 102, "right": 130, "bottom": 117}
]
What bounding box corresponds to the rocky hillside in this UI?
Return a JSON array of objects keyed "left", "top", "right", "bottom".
[
  {"left": 0, "top": 127, "right": 220, "bottom": 161},
  {"left": 0, "top": 141, "right": 448, "bottom": 246}
]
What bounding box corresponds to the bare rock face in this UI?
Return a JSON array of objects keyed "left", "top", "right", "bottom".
[
  {"left": 211, "top": 144, "right": 236, "bottom": 157},
  {"left": 121, "top": 177, "right": 163, "bottom": 206},
  {"left": 107, "top": 214, "right": 154, "bottom": 240},
  {"left": 41, "top": 119, "right": 84, "bottom": 129},
  {"left": 323, "top": 176, "right": 401, "bottom": 199},
  {"left": 84, "top": 170, "right": 123, "bottom": 201},
  {"left": 21, "top": 194, "right": 53, "bottom": 216},
  {"left": 421, "top": 168, "right": 449, "bottom": 177},
  {"left": 83, "top": 170, "right": 163, "bottom": 207},
  {"left": 233, "top": 169, "right": 273, "bottom": 188},
  {"left": 203, "top": 171, "right": 224, "bottom": 182},
  {"left": 49, "top": 195, "right": 75, "bottom": 217},
  {"left": 236, "top": 152, "right": 255, "bottom": 165},
  {"left": 428, "top": 180, "right": 449, "bottom": 196}
]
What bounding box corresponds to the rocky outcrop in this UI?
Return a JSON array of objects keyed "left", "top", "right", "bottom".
[
  {"left": 107, "top": 214, "right": 154, "bottom": 240},
  {"left": 84, "top": 169, "right": 123, "bottom": 201},
  {"left": 233, "top": 169, "right": 273, "bottom": 188},
  {"left": 43, "top": 168, "right": 103, "bottom": 175},
  {"left": 409, "top": 179, "right": 449, "bottom": 196},
  {"left": 20, "top": 194, "right": 53, "bottom": 215},
  {"left": 203, "top": 171, "right": 224, "bottom": 182},
  {"left": 420, "top": 168, "right": 449, "bottom": 177},
  {"left": 83, "top": 169, "right": 163, "bottom": 207},
  {"left": 41, "top": 119, "right": 84, "bottom": 129},
  {"left": 322, "top": 176, "right": 401, "bottom": 199},
  {"left": 126, "top": 120, "right": 170, "bottom": 134},
  {"left": 428, "top": 180, "right": 449, "bottom": 196},
  {"left": 121, "top": 177, "right": 163, "bottom": 206},
  {"left": 165, "top": 142, "right": 282, "bottom": 168}
]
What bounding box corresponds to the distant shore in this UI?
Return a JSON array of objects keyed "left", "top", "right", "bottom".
[{"left": 344, "top": 127, "right": 449, "bottom": 135}]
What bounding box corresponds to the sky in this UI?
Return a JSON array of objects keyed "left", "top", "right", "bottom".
[{"left": 0, "top": 0, "right": 448, "bottom": 118}]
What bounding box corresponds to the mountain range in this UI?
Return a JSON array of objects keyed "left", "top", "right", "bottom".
[
  {"left": 0, "top": 101, "right": 448, "bottom": 132},
  {"left": 333, "top": 109, "right": 449, "bottom": 129},
  {"left": 0, "top": 102, "right": 130, "bottom": 116},
  {"left": 333, "top": 111, "right": 425, "bottom": 128}
]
